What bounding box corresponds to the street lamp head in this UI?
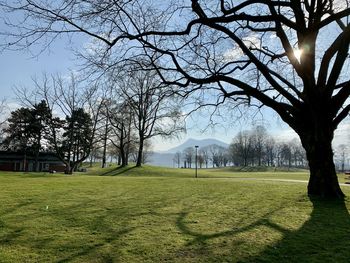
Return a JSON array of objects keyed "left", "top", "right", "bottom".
[{"left": 195, "top": 145, "right": 199, "bottom": 148}]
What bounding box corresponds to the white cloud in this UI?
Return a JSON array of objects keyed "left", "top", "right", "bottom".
[
  {"left": 334, "top": 120, "right": 350, "bottom": 147},
  {"left": 272, "top": 128, "right": 298, "bottom": 143},
  {"left": 223, "top": 34, "right": 261, "bottom": 61}
]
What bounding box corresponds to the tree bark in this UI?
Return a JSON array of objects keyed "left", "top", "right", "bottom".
[
  {"left": 64, "top": 163, "right": 71, "bottom": 174},
  {"left": 120, "top": 150, "right": 126, "bottom": 167},
  {"left": 90, "top": 155, "right": 93, "bottom": 167},
  {"left": 69, "top": 164, "right": 76, "bottom": 174},
  {"left": 299, "top": 127, "right": 344, "bottom": 199},
  {"left": 101, "top": 118, "right": 108, "bottom": 168},
  {"left": 136, "top": 137, "right": 144, "bottom": 167},
  {"left": 118, "top": 126, "right": 127, "bottom": 167}
]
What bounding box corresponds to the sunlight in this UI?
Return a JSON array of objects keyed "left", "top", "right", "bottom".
[{"left": 294, "top": 48, "right": 303, "bottom": 61}]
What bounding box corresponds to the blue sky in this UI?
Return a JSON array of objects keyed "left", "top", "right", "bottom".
[
  {"left": 0, "top": 41, "right": 299, "bottom": 151},
  {"left": 0, "top": 16, "right": 349, "bottom": 153},
  {"left": 1, "top": 38, "right": 349, "bottom": 152},
  {"left": 0, "top": 40, "right": 78, "bottom": 98},
  {"left": 0, "top": 24, "right": 295, "bottom": 151}
]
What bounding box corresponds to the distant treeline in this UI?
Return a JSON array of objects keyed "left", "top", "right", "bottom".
[{"left": 175, "top": 126, "right": 307, "bottom": 169}]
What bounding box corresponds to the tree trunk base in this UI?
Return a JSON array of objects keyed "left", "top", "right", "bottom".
[
  {"left": 301, "top": 131, "right": 345, "bottom": 199},
  {"left": 308, "top": 177, "right": 345, "bottom": 199}
]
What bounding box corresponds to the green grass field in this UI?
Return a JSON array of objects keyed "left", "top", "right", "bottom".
[{"left": 1, "top": 165, "right": 350, "bottom": 262}]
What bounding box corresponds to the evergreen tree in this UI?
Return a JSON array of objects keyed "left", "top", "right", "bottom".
[
  {"left": 3, "top": 100, "right": 51, "bottom": 171},
  {"left": 60, "top": 108, "right": 93, "bottom": 174},
  {"left": 31, "top": 101, "right": 52, "bottom": 171}
]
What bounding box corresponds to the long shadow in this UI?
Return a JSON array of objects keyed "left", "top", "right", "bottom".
[
  {"left": 173, "top": 206, "right": 289, "bottom": 260},
  {"left": 99, "top": 166, "right": 136, "bottom": 176},
  {"left": 56, "top": 226, "right": 136, "bottom": 263},
  {"left": 0, "top": 201, "right": 35, "bottom": 245},
  {"left": 174, "top": 197, "right": 350, "bottom": 262},
  {"left": 243, "top": 197, "right": 350, "bottom": 262},
  {"left": 0, "top": 194, "right": 137, "bottom": 262}
]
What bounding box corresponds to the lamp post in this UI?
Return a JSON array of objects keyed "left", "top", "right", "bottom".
[{"left": 195, "top": 145, "right": 199, "bottom": 178}]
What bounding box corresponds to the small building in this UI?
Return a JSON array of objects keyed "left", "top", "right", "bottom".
[{"left": 0, "top": 151, "right": 66, "bottom": 172}]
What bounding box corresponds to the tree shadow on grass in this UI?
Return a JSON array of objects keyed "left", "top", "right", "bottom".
[
  {"left": 243, "top": 197, "right": 350, "bottom": 262},
  {"left": 56, "top": 226, "right": 136, "bottom": 263},
  {"left": 174, "top": 197, "right": 350, "bottom": 262},
  {"left": 99, "top": 166, "right": 136, "bottom": 176},
  {"left": 0, "top": 201, "right": 35, "bottom": 245},
  {"left": 176, "top": 210, "right": 283, "bottom": 247},
  {"left": 172, "top": 206, "right": 287, "bottom": 261},
  {"left": 0, "top": 195, "right": 138, "bottom": 262}
]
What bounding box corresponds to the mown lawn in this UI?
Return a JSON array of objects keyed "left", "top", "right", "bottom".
[
  {"left": 87, "top": 164, "right": 349, "bottom": 183},
  {"left": 0, "top": 167, "right": 350, "bottom": 262}
]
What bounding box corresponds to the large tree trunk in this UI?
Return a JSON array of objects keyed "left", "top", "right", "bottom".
[
  {"left": 118, "top": 130, "right": 127, "bottom": 167},
  {"left": 119, "top": 144, "right": 127, "bottom": 167},
  {"left": 69, "top": 165, "right": 75, "bottom": 174},
  {"left": 90, "top": 155, "right": 93, "bottom": 167},
  {"left": 64, "top": 163, "right": 71, "bottom": 174},
  {"left": 299, "top": 127, "right": 344, "bottom": 199},
  {"left": 101, "top": 119, "right": 108, "bottom": 168},
  {"left": 120, "top": 151, "right": 127, "bottom": 167},
  {"left": 102, "top": 152, "right": 107, "bottom": 168},
  {"left": 136, "top": 138, "right": 144, "bottom": 167}
]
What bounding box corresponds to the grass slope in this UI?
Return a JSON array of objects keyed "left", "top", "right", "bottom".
[{"left": 0, "top": 167, "right": 349, "bottom": 262}]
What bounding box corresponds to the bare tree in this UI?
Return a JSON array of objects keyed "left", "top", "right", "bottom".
[
  {"left": 118, "top": 64, "right": 184, "bottom": 167},
  {"left": 2, "top": 1, "right": 350, "bottom": 197},
  {"left": 108, "top": 101, "right": 135, "bottom": 167},
  {"left": 264, "top": 137, "right": 276, "bottom": 167},
  {"left": 15, "top": 73, "right": 102, "bottom": 173},
  {"left": 198, "top": 153, "right": 205, "bottom": 168},
  {"left": 230, "top": 131, "right": 253, "bottom": 167},
  {"left": 183, "top": 147, "right": 195, "bottom": 168},
  {"left": 289, "top": 138, "right": 307, "bottom": 167},
  {"left": 199, "top": 147, "right": 210, "bottom": 168},
  {"left": 51, "top": 76, "right": 100, "bottom": 173},
  {"left": 0, "top": 98, "right": 8, "bottom": 143},
  {"left": 89, "top": 143, "right": 103, "bottom": 167},
  {"left": 96, "top": 99, "right": 112, "bottom": 168},
  {"left": 100, "top": 107, "right": 110, "bottom": 168},
  {"left": 252, "top": 126, "right": 268, "bottom": 166},
  {"left": 277, "top": 143, "right": 293, "bottom": 169},
  {"left": 336, "top": 144, "right": 348, "bottom": 172},
  {"left": 173, "top": 151, "right": 181, "bottom": 168},
  {"left": 208, "top": 144, "right": 228, "bottom": 167}
]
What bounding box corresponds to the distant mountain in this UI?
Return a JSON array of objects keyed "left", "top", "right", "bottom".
[
  {"left": 165, "top": 138, "right": 229, "bottom": 153},
  {"left": 147, "top": 138, "right": 229, "bottom": 167}
]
